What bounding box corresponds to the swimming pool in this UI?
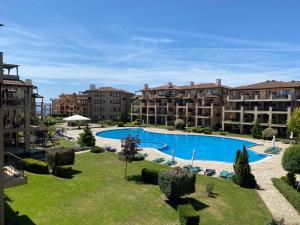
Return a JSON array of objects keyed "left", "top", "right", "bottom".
[{"left": 96, "top": 128, "right": 267, "bottom": 163}]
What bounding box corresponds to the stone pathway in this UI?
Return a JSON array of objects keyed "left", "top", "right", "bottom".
[{"left": 65, "top": 126, "right": 300, "bottom": 225}]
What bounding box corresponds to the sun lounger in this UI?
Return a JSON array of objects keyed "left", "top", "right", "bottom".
[
  {"left": 190, "top": 166, "right": 201, "bottom": 173},
  {"left": 219, "top": 170, "right": 229, "bottom": 178},
  {"left": 152, "top": 157, "right": 165, "bottom": 163},
  {"left": 164, "top": 160, "right": 177, "bottom": 166},
  {"left": 104, "top": 146, "right": 116, "bottom": 152},
  {"left": 204, "top": 169, "right": 216, "bottom": 176},
  {"left": 142, "top": 153, "right": 149, "bottom": 157},
  {"left": 228, "top": 172, "right": 235, "bottom": 179}
]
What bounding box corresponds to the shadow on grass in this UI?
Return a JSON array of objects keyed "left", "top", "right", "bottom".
[
  {"left": 54, "top": 169, "right": 82, "bottom": 179},
  {"left": 5, "top": 202, "right": 36, "bottom": 225},
  {"left": 207, "top": 192, "right": 219, "bottom": 198},
  {"left": 166, "top": 197, "right": 209, "bottom": 211},
  {"left": 126, "top": 175, "right": 143, "bottom": 183}
]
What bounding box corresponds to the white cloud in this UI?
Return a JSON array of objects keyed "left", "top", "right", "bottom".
[{"left": 132, "top": 36, "right": 175, "bottom": 44}]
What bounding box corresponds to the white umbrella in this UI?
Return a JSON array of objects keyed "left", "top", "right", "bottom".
[
  {"left": 191, "top": 149, "right": 196, "bottom": 166},
  {"left": 272, "top": 136, "right": 276, "bottom": 148},
  {"left": 290, "top": 132, "right": 294, "bottom": 140},
  {"left": 171, "top": 149, "right": 175, "bottom": 162},
  {"left": 63, "top": 114, "right": 91, "bottom": 122}
]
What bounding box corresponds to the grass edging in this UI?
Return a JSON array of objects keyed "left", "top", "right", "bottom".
[{"left": 272, "top": 178, "right": 300, "bottom": 213}]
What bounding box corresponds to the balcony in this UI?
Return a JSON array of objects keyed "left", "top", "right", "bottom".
[
  {"left": 4, "top": 123, "right": 25, "bottom": 130},
  {"left": 4, "top": 152, "right": 27, "bottom": 188},
  {"left": 2, "top": 98, "right": 25, "bottom": 107}
]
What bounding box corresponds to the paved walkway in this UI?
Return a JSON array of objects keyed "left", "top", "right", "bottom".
[{"left": 66, "top": 126, "right": 300, "bottom": 225}]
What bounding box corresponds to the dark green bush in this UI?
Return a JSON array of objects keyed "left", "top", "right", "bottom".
[
  {"left": 46, "top": 148, "right": 75, "bottom": 169},
  {"left": 219, "top": 131, "right": 227, "bottom": 135},
  {"left": 233, "top": 146, "right": 257, "bottom": 188},
  {"left": 141, "top": 168, "right": 160, "bottom": 184},
  {"left": 265, "top": 218, "right": 285, "bottom": 225},
  {"left": 177, "top": 204, "right": 200, "bottom": 225},
  {"left": 116, "top": 122, "right": 124, "bottom": 127},
  {"left": 175, "top": 119, "right": 185, "bottom": 130},
  {"left": 282, "top": 144, "right": 300, "bottom": 186},
  {"left": 202, "top": 128, "right": 213, "bottom": 135},
  {"left": 53, "top": 165, "right": 72, "bottom": 178},
  {"left": 104, "top": 120, "right": 115, "bottom": 126},
  {"left": 158, "top": 167, "right": 196, "bottom": 201},
  {"left": 252, "top": 121, "right": 263, "bottom": 139},
  {"left": 272, "top": 178, "right": 300, "bottom": 213},
  {"left": 90, "top": 146, "right": 105, "bottom": 153},
  {"left": 133, "top": 153, "right": 145, "bottom": 161},
  {"left": 78, "top": 125, "right": 96, "bottom": 147},
  {"left": 23, "top": 158, "right": 49, "bottom": 174}
]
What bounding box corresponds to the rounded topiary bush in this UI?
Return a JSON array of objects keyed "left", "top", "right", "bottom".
[
  {"left": 282, "top": 144, "right": 300, "bottom": 174},
  {"left": 262, "top": 128, "right": 277, "bottom": 140},
  {"left": 175, "top": 119, "right": 185, "bottom": 130},
  {"left": 282, "top": 144, "right": 300, "bottom": 186},
  {"left": 158, "top": 167, "right": 196, "bottom": 201}
]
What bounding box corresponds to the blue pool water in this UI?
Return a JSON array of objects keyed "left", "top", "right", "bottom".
[{"left": 96, "top": 128, "right": 267, "bottom": 163}]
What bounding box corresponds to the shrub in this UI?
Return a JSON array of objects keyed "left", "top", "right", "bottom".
[
  {"left": 262, "top": 128, "right": 277, "bottom": 140},
  {"left": 206, "top": 183, "right": 214, "bottom": 197},
  {"left": 46, "top": 148, "right": 75, "bottom": 169},
  {"left": 133, "top": 153, "right": 145, "bottom": 161},
  {"left": 177, "top": 204, "right": 200, "bottom": 225},
  {"left": 141, "top": 168, "right": 160, "bottom": 184},
  {"left": 202, "top": 128, "right": 213, "bottom": 135},
  {"left": 104, "top": 120, "right": 115, "bottom": 126},
  {"left": 158, "top": 167, "right": 196, "bottom": 201},
  {"left": 252, "top": 121, "right": 263, "bottom": 139},
  {"left": 219, "top": 131, "right": 227, "bottom": 135},
  {"left": 288, "top": 107, "right": 300, "bottom": 140},
  {"left": 116, "top": 122, "right": 124, "bottom": 127},
  {"left": 78, "top": 125, "right": 95, "bottom": 147},
  {"left": 282, "top": 144, "right": 300, "bottom": 186},
  {"left": 90, "top": 146, "right": 105, "bottom": 153},
  {"left": 272, "top": 178, "right": 300, "bottom": 213},
  {"left": 265, "top": 218, "right": 285, "bottom": 225},
  {"left": 23, "top": 158, "right": 49, "bottom": 174},
  {"left": 175, "top": 119, "right": 185, "bottom": 130},
  {"left": 53, "top": 165, "right": 72, "bottom": 178},
  {"left": 233, "top": 145, "right": 257, "bottom": 188}
]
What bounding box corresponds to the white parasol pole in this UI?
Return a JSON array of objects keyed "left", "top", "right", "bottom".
[{"left": 191, "top": 149, "right": 196, "bottom": 167}]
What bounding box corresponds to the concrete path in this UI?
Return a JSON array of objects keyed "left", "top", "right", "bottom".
[{"left": 65, "top": 126, "right": 300, "bottom": 225}]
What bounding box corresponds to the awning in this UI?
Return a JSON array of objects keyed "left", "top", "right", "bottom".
[{"left": 63, "top": 114, "right": 91, "bottom": 122}]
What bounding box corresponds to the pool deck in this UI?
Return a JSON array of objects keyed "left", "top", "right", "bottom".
[{"left": 65, "top": 126, "right": 300, "bottom": 224}]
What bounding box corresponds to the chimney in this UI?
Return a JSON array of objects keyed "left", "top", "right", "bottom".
[
  {"left": 144, "top": 84, "right": 149, "bottom": 89},
  {"left": 168, "top": 82, "right": 173, "bottom": 88},
  {"left": 190, "top": 81, "right": 194, "bottom": 86},
  {"left": 90, "top": 84, "right": 96, "bottom": 90},
  {"left": 216, "top": 79, "right": 221, "bottom": 86},
  {"left": 25, "top": 79, "right": 32, "bottom": 85}
]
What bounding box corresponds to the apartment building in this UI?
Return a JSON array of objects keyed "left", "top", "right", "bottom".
[
  {"left": 131, "top": 79, "right": 227, "bottom": 129},
  {"left": 85, "top": 84, "right": 133, "bottom": 122},
  {"left": 131, "top": 79, "right": 300, "bottom": 135},
  {"left": 52, "top": 92, "right": 88, "bottom": 116},
  {"left": 1, "top": 52, "right": 29, "bottom": 225},
  {"left": 222, "top": 80, "right": 300, "bottom": 135}
]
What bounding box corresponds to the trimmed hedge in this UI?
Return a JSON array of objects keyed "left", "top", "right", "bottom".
[
  {"left": 177, "top": 204, "right": 200, "bottom": 225},
  {"left": 53, "top": 165, "right": 72, "bottom": 178},
  {"left": 90, "top": 146, "right": 105, "bottom": 153},
  {"left": 23, "top": 158, "right": 49, "bottom": 174},
  {"left": 158, "top": 167, "right": 196, "bottom": 200},
  {"left": 133, "top": 153, "right": 145, "bottom": 161},
  {"left": 141, "top": 168, "right": 160, "bottom": 184},
  {"left": 272, "top": 178, "right": 300, "bottom": 213},
  {"left": 46, "top": 148, "right": 75, "bottom": 169}
]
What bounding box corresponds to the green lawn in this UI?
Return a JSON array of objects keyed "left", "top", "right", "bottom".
[{"left": 5, "top": 152, "right": 271, "bottom": 225}]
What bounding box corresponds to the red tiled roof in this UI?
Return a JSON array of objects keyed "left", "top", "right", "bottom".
[
  {"left": 142, "top": 82, "right": 229, "bottom": 91},
  {"left": 234, "top": 80, "right": 300, "bottom": 90},
  {"left": 86, "top": 87, "right": 133, "bottom": 94}
]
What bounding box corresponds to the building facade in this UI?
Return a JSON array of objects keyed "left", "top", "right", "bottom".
[
  {"left": 1, "top": 52, "right": 29, "bottom": 225},
  {"left": 131, "top": 79, "right": 300, "bottom": 135},
  {"left": 51, "top": 92, "right": 88, "bottom": 116},
  {"left": 85, "top": 85, "right": 133, "bottom": 122},
  {"left": 222, "top": 80, "right": 300, "bottom": 135},
  {"left": 131, "top": 79, "right": 227, "bottom": 129}
]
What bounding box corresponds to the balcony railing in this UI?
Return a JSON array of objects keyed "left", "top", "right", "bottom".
[
  {"left": 4, "top": 152, "right": 27, "bottom": 188},
  {"left": 4, "top": 123, "right": 25, "bottom": 129},
  {"left": 2, "top": 98, "right": 25, "bottom": 106}
]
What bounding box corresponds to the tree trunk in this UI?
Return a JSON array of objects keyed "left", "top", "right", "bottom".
[{"left": 124, "top": 160, "right": 128, "bottom": 179}]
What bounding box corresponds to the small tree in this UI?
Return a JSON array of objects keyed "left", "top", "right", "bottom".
[
  {"left": 262, "top": 127, "right": 277, "bottom": 140},
  {"left": 233, "top": 145, "right": 257, "bottom": 188},
  {"left": 282, "top": 144, "right": 300, "bottom": 186},
  {"left": 158, "top": 167, "right": 196, "bottom": 201},
  {"left": 175, "top": 119, "right": 185, "bottom": 130},
  {"left": 78, "top": 125, "right": 95, "bottom": 147},
  {"left": 118, "top": 135, "right": 141, "bottom": 179},
  {"left": 252, "top": 121, "right": 263, "bottom": 139},
  {"left": 288, "top": 107, "right": 300, "bottom": 140}
]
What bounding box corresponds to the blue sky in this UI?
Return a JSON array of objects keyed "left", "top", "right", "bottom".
[{"left": 1, "top": 0, "right": 300, "bottom": 101}]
